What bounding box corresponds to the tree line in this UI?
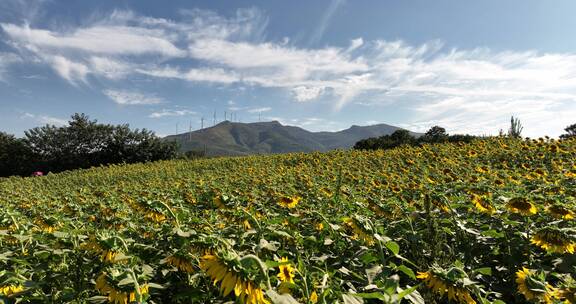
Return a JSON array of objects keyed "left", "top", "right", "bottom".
[
  {"left": 353, "top": 126, "right": 476, "bottom": 150},
  {"left": 354, "top": 118, "right": 576, "bottom": 151},
  {"left": 0, "top": 113, "right": 178, "bottom": 177}
]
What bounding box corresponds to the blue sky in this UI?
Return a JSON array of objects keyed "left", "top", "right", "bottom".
[{"left": 1, "top": 0, "right": 576, "bottom": 137}]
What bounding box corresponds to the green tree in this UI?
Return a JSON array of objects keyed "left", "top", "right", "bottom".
[
  {"left": 508, "top": 116, "right": 523, "bottom": 138},
  {"left": 421, "top": 126, "right": 449, "bottom": 143},
  {"left": 389, "top": 129, "right": 415, "bottom": 146},
  {"left": 354, "top": 129, "right": 416, "bottom": 150},
  {"left": 0, "top": 132, "right": 32, "bottom": 177},
  {"left": 23, "top": 113, "right": 178, "bottom": 174},
  {"left": 560, "top": 123, "right": 576, "bottom": 139},
  {"left": 24, "top": 113, "right": 112, "bottom": 171}
]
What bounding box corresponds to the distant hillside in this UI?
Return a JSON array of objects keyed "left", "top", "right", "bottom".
[{"left": 164, "top": 121, "right": 419, "bottom": 156}]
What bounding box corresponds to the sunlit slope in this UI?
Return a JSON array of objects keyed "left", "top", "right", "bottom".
[{"left": 164, "top": 120, "right": 413, "bottom": 156}]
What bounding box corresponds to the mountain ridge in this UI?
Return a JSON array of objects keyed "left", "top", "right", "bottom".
[{"left": 164, "top": 120, "right": 419, "bottom": 156}]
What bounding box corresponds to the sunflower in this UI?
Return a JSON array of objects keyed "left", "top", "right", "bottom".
[
  {"left": 471, "top": 194, "right": 495, "bottom": 214},
  {"left": 342, "top": 217, "right": 375, "bottom": 246},
  {"left": 515, "top": 267, "right": 555, "bottom": 303},
  {"left": 310, "top": 290, "right": 318, "bottom": 304},
  {"left": 320, "top": 187, "right": 332, "bottom": 198},
  {"left": 534, "top": 168, "right": 547, "bottom": 177},
  {"left": 277, "top": 257, "right": 295, "bottom": 284},
  {"left": 391, "top": 185, "right": 402, "bottom": 193},
  {"left": 144, "top": 211, "right": 166, "bottom": 223},
  {"left": 367, "top": 200, "right": 387, "bottom": 216},
  {"left": 475, "top": 166, "right": 489, "bottom": 174},
  {"left": 82, "top": 238, "right": 124, "bottom": 263},
  {"left": 547, "top": 205, "right": 574, "bottom": 220},
  {"left": 555, "top": 287, "right": 576, "bottom": 303},
  {"left": 0, "top": 285, "right": 24, "bottom": 296},
  {"left": 531, "top": 227, "right": 575, "bottom": 254},
  {"left": 507, "top": 197, "right": 537, "bottom": 216},
  {"left": 310, "top": 290, "right": 319, "bottom": 303},
  {"left": 200, "top": 252, "right": 270, "bottom": 304},
  {"left": 34, "top": 218, "right": 59, "bottom": 233},
  {"left": 278, "top": 196, "right": 301, "bottom": 209},
  {"left": 235, "top": 280, "right": 270, "bottom": 304},
  {"left": 213, "top": 195, "right": 226, "bottom": 209},
  {"left": 467, "top": 150, "right": 478, "bottom": 157},
  {"left": 101, "top": 250, "right": 121, "bottom": 263},
  {"left": 95, "top": 272, "right": 149, "bottom": 304},
  {"left": 430, "top": 198, "right": 450, "bottom": 213},
  {"left": 165, "top": 254, "right": 195, "bottom": 273},
  {"left": 416, "top": 271, "right": 476, "bottom": 304}
]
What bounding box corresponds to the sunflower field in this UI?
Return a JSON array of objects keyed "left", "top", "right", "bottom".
[{"left": 0, "top": 136, "right": 575, "bottom": 303}]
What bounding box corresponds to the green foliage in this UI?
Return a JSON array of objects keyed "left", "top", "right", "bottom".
[
  {"left": 183, "top": 149, "right": 207, "bottom": 159},
  {"left": 2, "top": 113, "right": 178, "bottom": 177},
  {"left": 508, "top": 116, "right": 523, "bottom": 138},
  {"left": 421, "top": 126, "right": 448, "bottom": 143},
  {"left": 354, "top": 129, "right": 417, "bottom": 150},
  {"left": 354, "top": 126, "right": 476, "bottom": 151},
  {"left": 0, "top": 137, "right": 575, "bottom": 303},
  {"left": 560, "top": 123, "right": 576, "bottom": 139},
  {"left": 0, "top": 132, "right": 31, "bottom": 176}
]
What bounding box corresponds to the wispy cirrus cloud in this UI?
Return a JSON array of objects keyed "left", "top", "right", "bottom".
[
  {"left": 149, "top": 109, "right": 196, "bottom": 118},
  {"left": 0, "top": 52, "right": 21, "bottom": 81},
  {"left": 308, "top": 0, "right": 346, "bottom": 45},
  {"left": 1, "top": 23, "right": 186, "bottom": 57},
  {"left": 21, "top": 112, "right": 67, "bottom": 126},
  {"left": 136, "top": 66, "right": 239, "bottom": 83},
  {"left": 246, "top": 107, "right": 271, "bottom": 113},
  {"left": 104, "top": 90, "right": 164, "bottom": 105},
  {"left": 2, "top": 6, "right": 576, "bottom": 136}
]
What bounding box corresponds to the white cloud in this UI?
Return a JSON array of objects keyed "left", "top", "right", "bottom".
[
  {"left": 292, "top": 86, "right": 325, "bottom": 102},
  {"left": 46, "top": 55, "right": 89, "bottom": 84},
  {"left": 189, "top": 39, "right": 367, "bottom": 74},
  {"left": 21, "top": 112, "right": 67, "bottom": 126},
  {"left": 149, "top": 109, "right": 196, "bottom": 118},
  {"left": 1, "top": 23, "right": 185, "bottom": 57},
  {"left": 137, "top": 66, "right": 238, "bottom": 83},
  {"left": 347, "top": 38, "right": 364, "bottom": 52},
  {"left": 0, "top": 8, "right": 263, "bottom": 84},
  {"left": 3, "top": 7, "right": 576, "bottom": 136},
  {"left": 246, "top": 107, "right": 271, "bottom": 113},
  {"left": 89, "top": 57, "right": 133, "bottom": 80},
  {"left": 104, "top": 90, "right": 164, "bottom": 105}
]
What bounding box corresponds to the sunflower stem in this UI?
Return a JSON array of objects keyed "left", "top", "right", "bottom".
[
  {"left": 109, "top": 235, "right": 130, "bottom": 252},
  {"left": 9, "top": 213, "right": 19, "bottom": 231},
  {"left": 241, "top": 208, "right": 262, "bottom": 232},
  {"left": 152, "top": 200, "right": 180, "bottom": 229},
  {"left": 239, "top": 254, "right": 272, "bottom": 290},
  {"left": 128, "top": 268, "right": 143, "bottom": 303},
  {"left": 525, "top": 217, "right": 533, "bottom": 266}
]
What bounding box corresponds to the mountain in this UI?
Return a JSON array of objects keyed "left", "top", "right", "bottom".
[{"left": 164, "top": 121, "right": 418, "bottom": 156}]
